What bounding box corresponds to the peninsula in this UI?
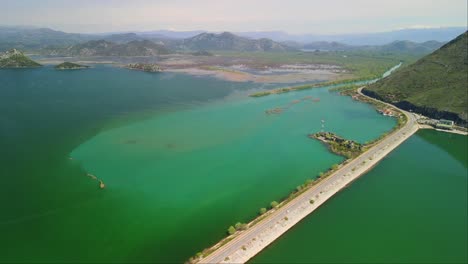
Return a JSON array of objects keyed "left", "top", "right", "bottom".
[{"left": 0, "top": 49, "right": 41, "bottom": 68}]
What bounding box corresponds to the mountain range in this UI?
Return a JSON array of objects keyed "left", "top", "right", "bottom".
[
  {"left": 1, "top": 26, "right": 465, "bottom": 52},
  {"left": 176, "top": 32, "right": 293, "bottom": 52},
  {"left": 49, "top": 39, "right": 171, "bottom": 56}
]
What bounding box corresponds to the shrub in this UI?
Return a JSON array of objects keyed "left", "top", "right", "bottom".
[
  {"left": 227, "top": 226, "right": 236, "bottom": 235},
  {"left": 270, "top": 201, "right": 279, "bottom": 208}
]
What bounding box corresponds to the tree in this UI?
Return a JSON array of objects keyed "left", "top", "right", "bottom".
[
  {"left": 331, "top": 164, "right": 339, "bottom": 170},
  {"left": 270, "top": 201, "right": 279, "bottom": 208},
  {"left": 318, "top": 172, "right": 324, "bottom": 178},
  {"left": 259, "top": 207, "right": 267, "bottom": 215},
  {"left": 235, "top": 222, "right": 247, "bottom": 230},
  {"left": 227, "top": 226, "right": 236, "bottom": 235},
  {"left": 309, "top": 199, "right": 315, "bottom": 204}
]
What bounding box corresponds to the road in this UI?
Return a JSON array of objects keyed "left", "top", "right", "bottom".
[{"left": 198, "top": 88, "right": 419, "bottom": 263}]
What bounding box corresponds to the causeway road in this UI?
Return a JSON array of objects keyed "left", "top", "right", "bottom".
[{"left": 198, "top": 88, "right": 419, "bottom": 263}]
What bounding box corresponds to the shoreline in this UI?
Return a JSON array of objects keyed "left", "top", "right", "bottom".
[
  {"left": 34, "top": 56, "right": 349, "bottom": 84},
  {"left": 193, "top": 88, "right": 418, "bottom": 264}
]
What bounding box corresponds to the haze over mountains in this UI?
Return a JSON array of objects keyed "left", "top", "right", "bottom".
[{"left": 0, "top": 26, "right": 466, "bottom": 53}]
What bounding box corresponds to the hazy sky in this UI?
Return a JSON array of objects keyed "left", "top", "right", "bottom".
[{"left": 1, "top": 0, "right": 467, "bottom": 34}]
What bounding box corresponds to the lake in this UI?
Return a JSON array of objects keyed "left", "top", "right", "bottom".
[{"left": 1, "top": 65, "right": 402, "bottom": 263}]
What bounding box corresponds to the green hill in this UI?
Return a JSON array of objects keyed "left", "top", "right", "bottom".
[
  {"left": 363, "top": 31, "right": 468, "bottom": 125},
  {"left": 0, "top": 49, "right": 41, "bottom": 68}
]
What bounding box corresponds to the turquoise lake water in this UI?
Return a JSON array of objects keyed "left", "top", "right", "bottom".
[
  {"left": 1, "top": 65, "right": 464, "bottom": 263},
  {"left": 252, "top": 129, "right": 467, "bottom": 263}
]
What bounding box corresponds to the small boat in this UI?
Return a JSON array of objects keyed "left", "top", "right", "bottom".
[{"left": 99, "top": 180, "right": 105, "bottom": 189}]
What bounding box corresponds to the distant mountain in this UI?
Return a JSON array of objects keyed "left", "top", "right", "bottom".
[
  {"left": 138, "top": 30, "right": 206, "bottom": 39},
  {"left": 302, "top": 41, "right": 352, "bottom": 51},
  {"left": 102, "top": 33, "right": 145, "bottom": 43},
  {"left": 53, "top": 39, "right": 171, "bottom": 56},
  {"left": 299, "top": 40, "right": 444, "bottom": 55},
  {"left": 364, "top": 31, "right": 468, "bottom": 125},
  {"left": 238, "top": 27, "right": 466, "bottom": 45},
  {"left": 335, "top": 28, "right": 466, "bottom": 45},
  {"left": 1, "top": 26, "right": 463, "bottom": 52},
  {"left": 369, "top": 40, "right": 445, "bottom": 54},
  {"left": 0, "top": 26, "right": 94, "bottom": 51},
  {"left": 179, "top": 32, "right": 294, "bottom": 52},
  {"left": 0, "top": 49, "right": 41, "bottom": 68}
]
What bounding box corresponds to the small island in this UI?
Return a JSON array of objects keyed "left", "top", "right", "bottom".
[
  {"left": 0, "top": 49, "right": 42, "bottom": 68},
  {"left": 126, "top": 63, "right": 163, "bottom": 73},
  {"left": 55, "top": 62, "right": 90, "bottom": 70},
  {"left": 309, "top": 132, "right": 363, "bottom": 158}
]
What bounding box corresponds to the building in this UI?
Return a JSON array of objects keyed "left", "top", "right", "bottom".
[{"left": 436, "top": 119, "right": 454, "bottom": 130}]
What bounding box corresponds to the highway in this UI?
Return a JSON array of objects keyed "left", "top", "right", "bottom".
[{"left": 198, "top": 88, "right": 419, "bottom": 263}]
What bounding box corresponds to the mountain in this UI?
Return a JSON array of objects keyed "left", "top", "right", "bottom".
[
  {"left": 377, "top": 40, "right": 444, "bottom": 54},
  {"left": 102, "top": 33, "right": 145, "bottom": 43},
  {"left": 302, "top": 41, "right": 352, "bottom": 51},
  {"left": 137, "top": 30, "right": 206, "bottom": 39},
  {"left": 299, "top": 40, "right": 444, "bottom": 55},
  {"left": 0, "top": 49, "right": 41, "bottom": 68},
  {"left": 238, "top": 27, "right": 466, "bottom": 45},
  {"left": 0, "top": 26, "right": 94, "bottom": 51},
  {"left": 53, "top": 39, "right": 171, "bottom": 56},
  {"left": 358, "top": 40, "right": 445, "bottom": 55},
  {"left": 179, "top": 32, "right": 294, "bottom": 52},
  {"left": 363, "top": 31, "right": 468, "bottom": 125}
]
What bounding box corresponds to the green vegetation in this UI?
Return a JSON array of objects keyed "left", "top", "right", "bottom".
[
  {"left": 227, "top": 226, "right": 236, "bottom": 235},
  {"left": 270, "top": 201, "right": 279, "bottom": 208},
  {"left": 310, "top": 132, "right": 363, "bottom": 159},
  {"left": 249, "top": 78, "right": 370, "bottom": 97},
  {"left": 55, "top": 62, "right": 89, "bottom": 70},
  {"left": 259, "top": 208, "right": 267, "bottom": 215},
  {"left": 234, "top": 222, "right": 248, "bottom": 231},
  {"left": 218, "top": 50, "right": 417, "bottom": 79},
  {"left": 0, "top": 49, "right": 41, "bottom": 68},
  {"left": 364, "top": 31, "right": 468, "bottom": 125},
  {"left": 126, "top": 63, "right": 163, "bottom": 72},
  {"left": 329, "top": 83, "right": 361, "bottom": 93}
]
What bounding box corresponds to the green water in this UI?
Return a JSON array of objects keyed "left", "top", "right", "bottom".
[
  {"left": 0, "top": 66, "right": 396, "bottom": 263},
  {"left": 252, "top": 130, "right": 467, "bottom": 263}
]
